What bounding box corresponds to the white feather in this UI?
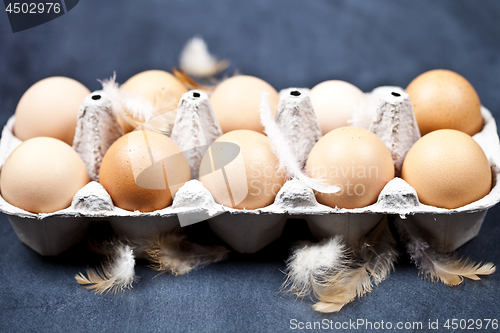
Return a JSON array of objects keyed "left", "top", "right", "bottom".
[
  {"left": 99, "top": 73, "right": 122, "bottom": 117},
  {"left": 111, "top": 244, "right": 136, "bottom": 286},
  {"left": 75, "top": 243, "right": 137, "bottom": 294},
  {"left": 282, "top": 236, "right": 346, "bottom": 297},
  {"left": 259, "top": 92, "right": 340, "bottom": 193},
  {"left": 100, "top": 73, "right": 155, "bottom": 124},
  {"left": 179, "top": 36, "right": 229, "bottom": 78}
]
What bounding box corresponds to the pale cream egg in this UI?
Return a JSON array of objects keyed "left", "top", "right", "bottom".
[
  {"left": 0, "top": 137, "right": 90, "bottom": 213},
  {"left": 309, "top": 80, "right": 365, "bottom": 135},
  {"left": 13, "top": 76, "right": 90, "bottom": 145}
]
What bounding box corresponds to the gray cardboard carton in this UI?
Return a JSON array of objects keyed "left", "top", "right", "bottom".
[{"left": 0, "top": 88, "right": 498, "bottom": 255}]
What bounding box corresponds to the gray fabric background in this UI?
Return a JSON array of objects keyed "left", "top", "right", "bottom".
[{"left": 1, "top": 1, "right": 500, "bottom": 332}]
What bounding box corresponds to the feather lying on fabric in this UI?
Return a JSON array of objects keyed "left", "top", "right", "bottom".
[
  {"left": 282, "top": 217, "right": 398, "bottom": 313},
  {"left": 77, "top": 230, "right": 229, "bottom": 293},
  {"left": 395, "top": 218, "right": 496, "bottom": 286},
  {"left": 146, "top": 231, "right": 230, "bottom": 276},
  {"left": 259, "top": 91, "right": 340, "bottom": 194},
  {"left": 312, "top": 218, "right": 398, "bottom": 313},
  {"left": 75, "top": 242, "right": 137, "bottom": 294},
  {"left": 179, "top": 36, "right": 229, "bottom": 78},
  {"left": 281, "top": 236, "right": 348, "bottom": 298}
]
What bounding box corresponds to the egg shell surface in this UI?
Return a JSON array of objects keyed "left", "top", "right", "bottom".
[
  {"left": 120, "top": 70, "right": 188, "bottom": 133},
  {"left": 199, "top": 129, "right": 285, "bottom": 210},
  {"left": 406, "top": 69, "right": 483, "bottom": 136},
  {"left": 99, "top": 129, "right": 191, "bottom": 212},
  {"left": 0, "top": 137, "right": 90, "bottom": 213},
  {"left": 13, "top": 76, "right": 91, "bottom": 145},
  {"left": 210, "top": 75, "right": 279, "bottom": 134},
  {"left": 306, "top": 126, "right": 395, "bottom": 209},
  {"left": 309, "top": 80, "right": 365, "bottom": 135},
  {"left": 401, "top": 129, "right": 491, "bottom": 209}
]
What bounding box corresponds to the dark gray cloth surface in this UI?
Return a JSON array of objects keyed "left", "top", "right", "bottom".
[{"left": 1, "top": 1, "right": 500, "bottom": 332}]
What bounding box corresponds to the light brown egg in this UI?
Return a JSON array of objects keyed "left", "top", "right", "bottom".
[
  {"left": 199, "top": 129, "right": 285, "bottom": 210},
  {"left": 13, "top": 76, "right": 90, "bottom": 145},
  {"left": 306, "top": 127, "right": 394, "bottom": 209},
  {"left": 309, "top": 80, "right": 365, "bottom": 135},
  {"left": 120, "top": 70, "right": 188, "bottom": 133},
  {"left": 406, "top": 69, "right": 483, "bottom": 136},
  {"left": 401, "top": 129, "right": 491, "bottom": 209},
  {"left": 99, "top": 129, "right": 191, "bottom": 212},
  {"left": 0, "top": 137, "right": 90, "bottom": 213},
  {"left": 209, "top": 75, "right": 279, "bottom": 134}
]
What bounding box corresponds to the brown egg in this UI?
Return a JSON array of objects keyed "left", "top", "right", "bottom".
[
  {"left": 406, "top": 69, "right": 483, "bottom": 136},
  {"left": 306, "top": 127, "right": 394, "bottom": 209},
  {"left": 99, "top": 129, "right": 191, "bottom": 212},
  {"left": 309, "top": 80, "right": 365, "bottom": 134},
  {"left": 0, "top": 137, "right": 90, "bottom": 213},
  {"left": 401, "top": 129, "right": 491, "bottom": 209},
  {"left": 199, "top": 129, "right": 285, "bottom": 210},
  {"left": 120, "top": 70, "right": 188, "bottom": 133},
  {"left": 13, "top": 77, "right": 91, "bottom": 145},
  {"left": 210, "top": 75, "right": 279, "bottom": 134}
]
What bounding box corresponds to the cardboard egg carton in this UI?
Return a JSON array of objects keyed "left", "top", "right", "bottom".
[{"left": 0, "top": 87, "right": 499, "bottom": 256}]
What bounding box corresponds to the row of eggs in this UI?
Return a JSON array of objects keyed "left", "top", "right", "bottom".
[
  {"left": 10, "top": 69, "right": 484, "bottom": 144},
  {"left": 0, "top": 70, "right": 492, "bottom": 215}
]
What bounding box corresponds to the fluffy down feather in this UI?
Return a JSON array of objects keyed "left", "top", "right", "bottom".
[
  {"left": 75, "top": 242, "right": 137, "bottom": 294},
  {"left": 395, "top": 219, "right": 496, "bottom": 286},
  {"left": 179, "top": 36, "right": 229, "bottom": 78},
  {"left": 282, "top": 236, "right": 346, "bottom": 297},
  {"left": 146, "top": 231, "right": 229, "bottom": 276}
]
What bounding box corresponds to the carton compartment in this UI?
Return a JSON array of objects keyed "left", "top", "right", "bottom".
[
  {"left": 6, "top": 214, "right": 90, "bottom": 256},
  {"left": 108, "top": 215, "right": 179, "bottom": 243},
  {"left": 208, "top": 213, "right": 287, "bottom": 253},
  {"left": 398, "top": 210, "right": 487, "bottom": 253},
  {"left": 306, "top": 213, "right": 384, "bottom": 249}
]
